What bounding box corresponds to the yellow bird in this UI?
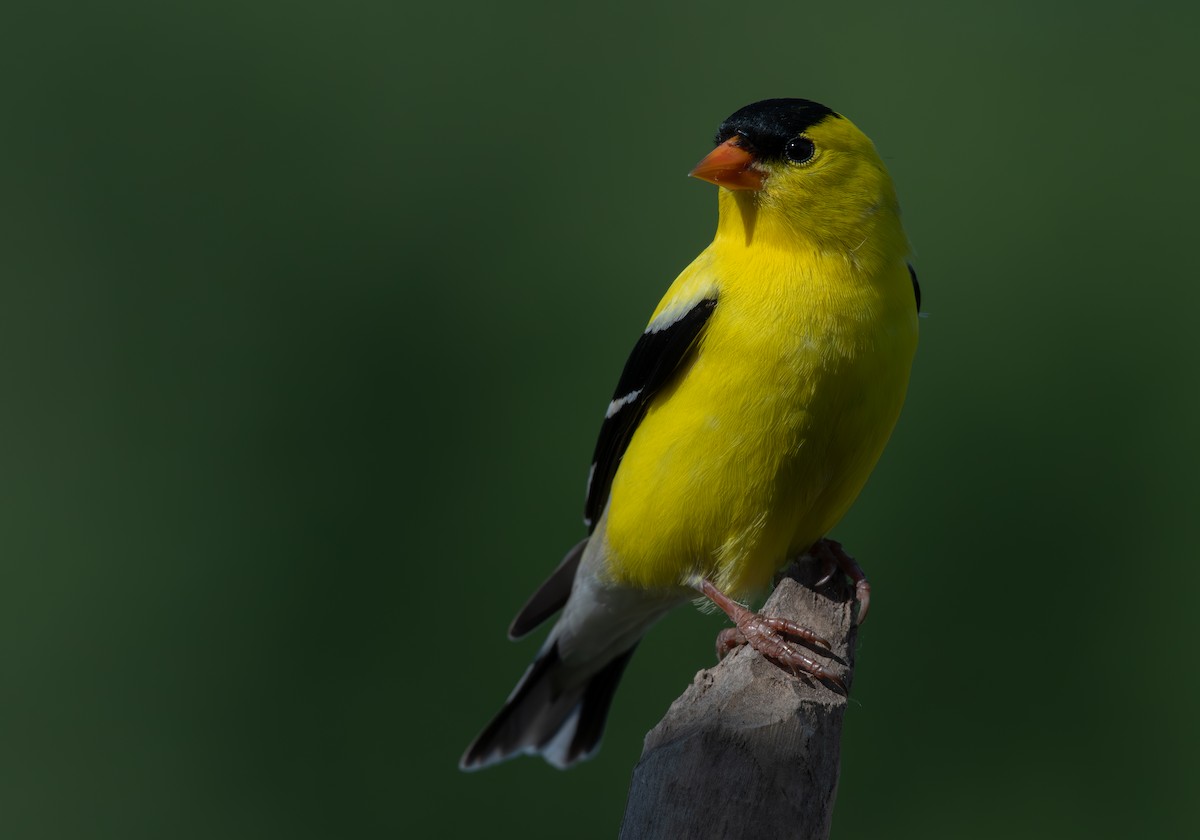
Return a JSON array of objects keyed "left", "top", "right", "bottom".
[{"left": 461, "top": 98, "right": 919, "bottom": 770}]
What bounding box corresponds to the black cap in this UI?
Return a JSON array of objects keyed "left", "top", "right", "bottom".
[{"left": 715, "top": 98, "right": 841, "bottom": 162}]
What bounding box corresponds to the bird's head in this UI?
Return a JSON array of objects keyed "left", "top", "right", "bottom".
[{"left": 690, "top": 98, "right": 903, "bottom": 252}]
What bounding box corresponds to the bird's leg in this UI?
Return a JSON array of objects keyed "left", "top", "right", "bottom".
[
  {"left": 810, "top": 538, "right": 871, "bottom": 624},
  {"left": 697, "top": 578, "right": 844, "bottom": 691}
]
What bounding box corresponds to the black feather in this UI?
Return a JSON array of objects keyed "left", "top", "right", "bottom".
[
  {"left": 460, "top": 643, "right": 566, "bottom": 770},
  {"left": 459, "top": 641, "right": 639, "bottom": 770},
  {"left": 908, "top": 263, "right": 921, "bottom": 313},
  {"left": 584, "top": 296, "right": 717, "bottom": 530},
  {"left": 508, "top": 538, "right": 587, "bottom": 640},
  {"left": 566, "top": 644, "right": 638, "bottom": 764}
]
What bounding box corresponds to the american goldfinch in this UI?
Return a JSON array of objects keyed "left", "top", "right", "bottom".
[{"left": 461, "top": 98, "right": 919, "bottom": 771}]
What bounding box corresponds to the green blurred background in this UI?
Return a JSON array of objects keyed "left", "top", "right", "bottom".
[{"left": 3, "top": 1, "right": 1198, "bottom": 837}]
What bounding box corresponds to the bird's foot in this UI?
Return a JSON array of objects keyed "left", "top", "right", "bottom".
[
  {"left": 699, "top": 579, "right": 844, "bottom": 692},
  {"left": 811, "top": 538, "right": 871, "bottom": 624}
]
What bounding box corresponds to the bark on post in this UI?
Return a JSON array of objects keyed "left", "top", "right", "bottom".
[{"left": 619, "top": 557, "right": 858, "bottom": 840}]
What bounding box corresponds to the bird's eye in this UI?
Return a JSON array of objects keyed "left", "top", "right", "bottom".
[{"left": 784, "top": 137, "right": 815, "bottom": 164}]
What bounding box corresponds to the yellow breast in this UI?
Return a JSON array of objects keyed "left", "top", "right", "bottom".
[{"left": 601, "top": 241, "right": 918, "bottom": 599}]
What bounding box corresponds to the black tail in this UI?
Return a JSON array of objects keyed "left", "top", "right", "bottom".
[{"left": 460, "top": 642, "right": 638, "bottom": 770}]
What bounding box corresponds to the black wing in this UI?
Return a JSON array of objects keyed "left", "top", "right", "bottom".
[
  {"left": 908, "top": 263, "right": 921, "bottom": 313},
  {"left": 583, "top": 296, "right": 718, "bottom": 531}
]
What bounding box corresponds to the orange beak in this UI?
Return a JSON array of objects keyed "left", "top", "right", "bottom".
[{"left": 689, "top": 136, "right": 765, "bottom": 191}]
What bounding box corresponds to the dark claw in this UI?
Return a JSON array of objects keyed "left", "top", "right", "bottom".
[{"left": 811, "top": 538, "right": 872, "bottom": 625}]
